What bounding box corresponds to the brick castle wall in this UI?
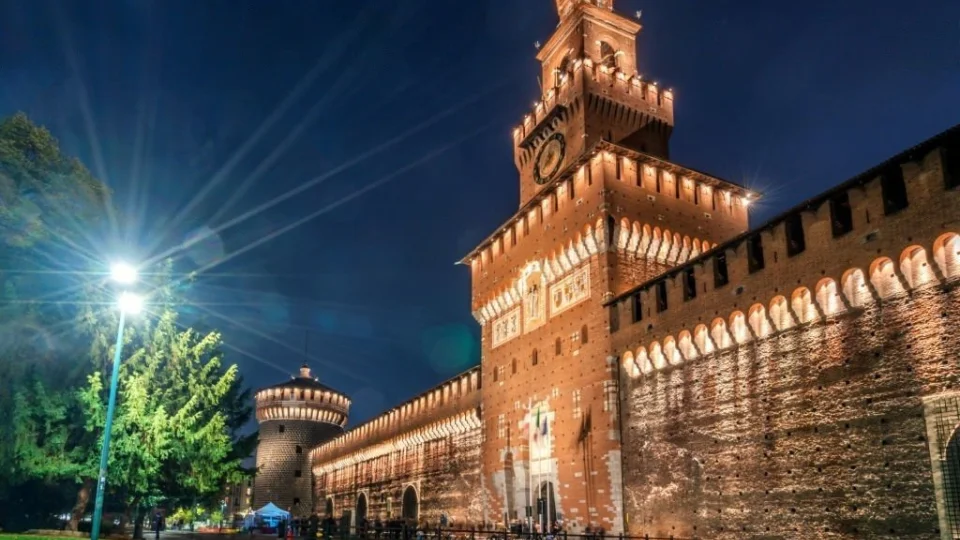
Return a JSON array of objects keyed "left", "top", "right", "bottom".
[
  {"left": 612, "top": 132, "right": 960, "bottom": 538},
  {"left": 621, "top": 282, "right": 959, "bottom": 539},
  {"left": 316, "top": 426, "right": 483, "bottom": 528},
  {"left": 311, "top": 369, "right": 483, "bottom": 527},
  {"left": 255, "top": 420, "right": 344, "bottom": 514}
]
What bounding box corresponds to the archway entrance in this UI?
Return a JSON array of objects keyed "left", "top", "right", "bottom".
[
  {"left": 538, "top": 481, "right": 557, "bottom": 530},
  {"left": 401, "top": 486, "right": 419, "bottom": 523},
  {"left": 325, "top": 498, "right": 333, "bottom": 518},
  {"left": 356, "top": 493, "right": 368, "bottom": 527}
]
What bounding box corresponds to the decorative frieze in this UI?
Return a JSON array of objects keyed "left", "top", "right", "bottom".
[
  {"left": 492, "top": 307, "right": 521, "bottom": 348},
  {"left": 549, "top": 265, "right": 590, "bottom": 317}
]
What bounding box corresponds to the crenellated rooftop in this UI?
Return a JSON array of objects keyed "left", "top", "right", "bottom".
[
  {"left": 254, "top": 365, "right": 351, "bottom": 426},
  {"left": 309, "top": 366, "right": 481, "bottom": 469},
  {"left": 607, "top": 123, "right": 960, "bottom": 377},
  {"left": 512, "top": 57, "right": 674, "bottom": 154}
]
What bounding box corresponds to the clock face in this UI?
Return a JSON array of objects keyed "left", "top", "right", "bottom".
[{"left": 534, "top": 133, "right": 566, "bottom": 185}]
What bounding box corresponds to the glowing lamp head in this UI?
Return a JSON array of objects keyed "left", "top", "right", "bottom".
[
  {"left": 110, "top": 262, "right": 138, "bottom": 285},
  {"left": 118, "top": 292, "right": 144, "bottom": 315}
]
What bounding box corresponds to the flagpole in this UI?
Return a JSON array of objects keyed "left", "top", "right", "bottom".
[
  {"left": 536, "top": 405, "right": 543, "bottom": 534},
  {"left": 527, "top": 398, "right": 533, "bottom": 534}
]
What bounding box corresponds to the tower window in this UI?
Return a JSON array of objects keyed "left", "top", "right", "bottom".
[
  {"left": 880, "top": 165, "right": 909, "bottom": 215},
  {"left": 609, "top": 303, "right": 620, "bottom": 333},
  {"left": 278, "top": 424, "right": 285, "bottom": 433},
  {"left": 511, "top": 358, "right": 517, "bottom": 375},
  {"left": 615, "top": 157, "right": 622, "bottom": 179},
  {"left": 580, "top": 325, "right": 589, "bottom": 344},
  {"left": 493, "top": 366, "right": 499, "bottom": 382},
  {"left": 829, "top": 192, "right": 854, "bottom": 237},
  {"left": 714, "top": 254, "right": 729, "bottom": 288},
  {"left": 630, "top": 293, "right": 642, "bottom": 323},
  {"left": 293, "top": 498, "right": 301, "bottom": 506},
  {"left": 294, "top": 470, "right": 302, "bottom": 478},
  {"left": 599, "top": 41, "right": 618, "bottom": 69},
  {"left": 945, "top": 148, "right": 960, "bottom": 190},
  {"left": 747, "top": 234, "right": 765, "bottom": 273},
  {"left": 656, "top": 281, "right": 668, "bottom": 312},
  {"left": 655, "top": 171, "right": 662, "bottom": 193},
  {"left": 531, "top": 349, "right": 539, "bottom": 366},
  {"left": 785, "top": 213, "right": 806, "bottom": 257},
  {"left": 683, "top": 268, "right": 696, "bottom": 301},
  {"left": 555, "top": 337, "right": 563, "bottom": 356},
  {"left": 586, "top": 163, "right": 593, "bottom": 185},
  {"left": 694, "top": 184, "right": 700, "bottom": 205},
  {"left": 296, "top": 445, "right": 302, "bottom": 454}
]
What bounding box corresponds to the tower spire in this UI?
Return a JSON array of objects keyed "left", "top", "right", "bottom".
[{"left": 555, "top": 0, "right": 614, "bottom": 19}]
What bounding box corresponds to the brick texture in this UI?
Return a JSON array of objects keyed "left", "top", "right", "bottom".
[
  {"left": 254, "top": 3, "right": 960, "bottom": 538},
  {"left": 255, "top": 420, "right": 344, "bottom": 514}
]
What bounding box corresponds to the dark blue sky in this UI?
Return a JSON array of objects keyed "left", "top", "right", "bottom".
[{"left": 1, "top": 0, "right": 958, "bottom": 426}]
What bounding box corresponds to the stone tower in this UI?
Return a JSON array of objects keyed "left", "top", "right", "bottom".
[
  {"left": 253, "top": 365, "right": 350, "bottom": 514},
  {"left": 465, "top": 0, "right": 756, "bottom": 532}
]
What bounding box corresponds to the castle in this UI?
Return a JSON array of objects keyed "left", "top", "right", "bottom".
[{"left": 253, "top": 1, "right": 960, "bottom": 538}]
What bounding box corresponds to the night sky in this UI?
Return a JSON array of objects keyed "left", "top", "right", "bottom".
[{"left": 1, "top": 0, "right": 957, "bottom": 428}]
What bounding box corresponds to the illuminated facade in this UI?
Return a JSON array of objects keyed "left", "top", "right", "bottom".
[
  {"left": 253, "top": 365, "right": 349, "bottom": 514},
  {"left": 296, "top": 1, "right": 960, "bottom": 538}
]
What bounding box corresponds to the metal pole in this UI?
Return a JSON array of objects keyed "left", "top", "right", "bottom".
[{"left": 90, "top": 310, "right": 127, "bottom": 540}]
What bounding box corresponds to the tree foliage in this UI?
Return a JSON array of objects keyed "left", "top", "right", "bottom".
[{"left": 0, "top": 113, "right": 254, "bottom": 532}]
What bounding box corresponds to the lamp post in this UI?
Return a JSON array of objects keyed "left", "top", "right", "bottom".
[{"left": 90, "top": 264, "right": 142, "bottom": 540}]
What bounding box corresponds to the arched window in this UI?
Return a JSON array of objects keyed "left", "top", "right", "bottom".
[
  {"left": 599, "top": 41, "right": 618, "bottom": 69},
  {"left": 554, "top": 55, "right": 571, "bottom": 87},
  {"left": 580, "top": 325, "right": 589, "bottom": 344},
  {"left": 531, "top": 349, "right": 539, "bottom": 366},
  {"left": 555, "top": 337, "right": 563, "bottom": 356}
]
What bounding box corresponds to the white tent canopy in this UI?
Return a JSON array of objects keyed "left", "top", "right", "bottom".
[
  {"left": 244, "top": 502, "right": 290, "bottom": 530},
  {"left": 256, "top": 503, "right": 290, "bottom": 518}
]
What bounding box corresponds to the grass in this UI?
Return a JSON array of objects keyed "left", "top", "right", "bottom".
[{"left": 0, "top": 535, "right": 74, "bottom": 540}]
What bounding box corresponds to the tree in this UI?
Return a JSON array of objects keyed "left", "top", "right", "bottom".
[
  {"left": 0, "top": 113, "right": 252, "bottom": 536},
  {"left": 0, "top": 112, "right": 110, "bottom": 521}
]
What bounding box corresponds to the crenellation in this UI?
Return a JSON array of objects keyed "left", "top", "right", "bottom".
[
  {"left": 310, "top": 367, "right": 482, "bottom": 466},
  {"left": 610, "top": 127, "right": 960, "bottom": 380},
  {"left": 253, "top": 365, "right": 349, "bottom": 513}
]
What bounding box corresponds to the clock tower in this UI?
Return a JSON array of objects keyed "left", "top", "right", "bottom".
[
  {"left": 515, "top": 0, "right": 674, "bottom": 206},
  {"left": 466, "top": 0, "right": 753, "bottom": 533}
]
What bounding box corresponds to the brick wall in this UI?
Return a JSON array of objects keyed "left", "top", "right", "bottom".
[
  {"left": 621, "top": 282, "right": 959, "bottom": 539},
  {"left": 612, "top": 129, "right": 960, "bottom": 538},
  {"left": 254, "top": 420, "right": 344, "bottom": 514},
  {"left": 315, "top": 426, "right": 484, "bottom": 528}
]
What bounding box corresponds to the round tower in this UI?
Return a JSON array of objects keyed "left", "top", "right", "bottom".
[{"left": 253, "top": 364, "right": 350, "bottom": 515}]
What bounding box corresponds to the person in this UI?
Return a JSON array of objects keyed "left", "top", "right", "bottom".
[{"left": 153, "top": 512, "right": 164, "bottom": 540}]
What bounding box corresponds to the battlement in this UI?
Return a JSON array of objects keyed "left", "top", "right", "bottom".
[
  {"left": 512, "top": 57, "right": 674, "bottom": 153},
  {"left": 607, "top": 124, "right": 960, "bottom": 376},
  {"left": 464, "top": 141, "right": 756, "bottom": 323},
  {"left": 308, "top": 366, "right": 481, "bottom": 468},
  {"left": 254, "top": 365, "right": 351, "bottom": 426}
]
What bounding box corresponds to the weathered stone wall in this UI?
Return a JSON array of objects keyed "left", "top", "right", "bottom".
[
  {"left": 311, "top": 368, "right": 483, "bottom": 527},
  {"left": 613, "top": 130, "right": 960, "bottom": 539},
  {"left": 254, "top": 420, "right": 344, "bottom": 513},
  {"left": 315, "top": 426, "right": 484, "bottom": 528},
  {"left": 621, "top": 283, "right": 959, "bottom": 539}
]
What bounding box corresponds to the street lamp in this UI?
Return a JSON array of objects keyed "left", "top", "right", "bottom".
[
  {"left": 109, "top": 262, "right": 138, "bottom": 285},
  {"left": 90, "top": 265, "right": 142, "bottom": 540}
]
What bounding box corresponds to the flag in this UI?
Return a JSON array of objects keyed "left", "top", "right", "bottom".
[{"left": 533, "top": 407, "right": 542, "bottom": 444}]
